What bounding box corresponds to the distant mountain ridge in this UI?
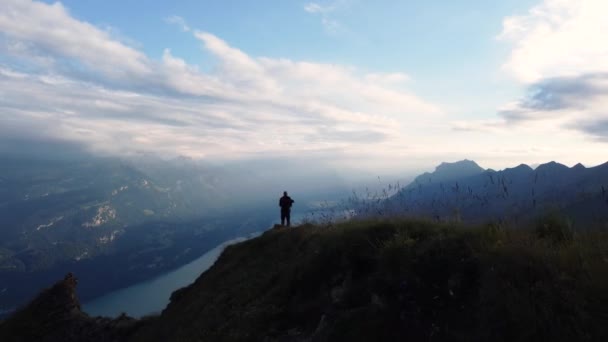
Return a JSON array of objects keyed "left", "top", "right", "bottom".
[
  {"left": 407, "top": 159, "right": 485, "bottom": 187},
  {"left": 386, "top": 160, "right": 608, "bottom": 226},
  {"left": 0, "top": 155, "right": 275, "bottom": 313},
  {"left": 0, "top": 156, "right": 233, "bottom": 274},
  {"left": 0, "top": 152, "right": 355, "bottom": 314}
]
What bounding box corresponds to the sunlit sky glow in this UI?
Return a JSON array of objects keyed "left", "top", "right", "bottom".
[{"left": 1, "top": 0, "right": 607, "bottom": 173}]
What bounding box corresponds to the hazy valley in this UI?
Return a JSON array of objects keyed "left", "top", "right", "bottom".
[
  {"left": 2, "top": 0, "right": 608, "bottom": 340},
  {"left": 0, "top": 152, "right": 358, "bottom": 313}
]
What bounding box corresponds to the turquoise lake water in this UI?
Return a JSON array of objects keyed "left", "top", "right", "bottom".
[{"left": 83, "top": 234, "right": 258, "bottom": 318}]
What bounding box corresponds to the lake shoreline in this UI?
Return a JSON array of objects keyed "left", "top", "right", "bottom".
[{"left": 83, "top": 232, "right": 260, "bottom": 318}]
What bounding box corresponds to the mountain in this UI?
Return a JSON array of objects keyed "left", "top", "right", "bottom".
[
  {"left": 0, "top": 152, "right": 356, "bottom": 314},
  {"left": 412, "top": 160, "right": 485, "bottom": 184},
  {"left": 2, "top": 218, "right": 607, "bottom": 341},
  {"left": 0, "top": 155, "right": 275, "bottom": 313},
  {"left": 384, "top": 160, "right": 608, "bottom": 226}
]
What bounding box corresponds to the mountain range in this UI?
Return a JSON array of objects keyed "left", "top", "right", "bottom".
[
  {"left": 383, "top": 160, "right": 608, "bottom": 227},
  {"left": 2, "top": 158, "right": 608, "bottom": 340},
  {"left": 2, "top": 156, "right": 608, "bottom": 316},
  {"left": 0, "top": 151, "right": 356, "bottom": 314},
  {"left": 0, "top": 155, "right": 269, "bottom": 312}
]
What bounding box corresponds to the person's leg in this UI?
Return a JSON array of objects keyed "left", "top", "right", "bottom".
[
  {"left": 281, "top": 210, "right": 286, "bottom": 226},
  {"left": 286, "top": 211, "right": 291, "bottom": 227}
]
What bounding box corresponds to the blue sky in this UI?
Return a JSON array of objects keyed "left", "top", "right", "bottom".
[{"left": 1, "top": 0, "right": 608, "bottom": 173}]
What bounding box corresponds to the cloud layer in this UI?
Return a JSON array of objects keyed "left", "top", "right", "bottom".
[
  {"left": 1, "top": 0, "right": 607, "bottom": 172},
  {"left": 494, "top": 0, "right": 608, "bottom": 142},
  {"left": 499, "top": 0, "right": 608, "bottom": 83},
  {"left": 498, "top": 73, "right": 608, "bottom": 141},
  {"left": 0, "top": 0, "right": 439, "bottom": 165}
]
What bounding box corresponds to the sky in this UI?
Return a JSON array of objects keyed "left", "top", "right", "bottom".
[{"left": 1, "top": 0, "right": 607, "bottom": 174}]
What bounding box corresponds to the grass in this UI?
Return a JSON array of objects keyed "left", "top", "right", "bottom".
[{"left": 130, "top": 217, "right": 608, "bottom": 341}]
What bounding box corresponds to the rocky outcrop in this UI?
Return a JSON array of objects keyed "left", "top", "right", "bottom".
[{"left": 0, "top": 273, "right": 141, "bottom": 342}]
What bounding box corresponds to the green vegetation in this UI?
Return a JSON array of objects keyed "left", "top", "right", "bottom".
[
  {"left": 131, "top": 218, "right": 608, "bottom": 341},
  {"left": 2, "top": 216, "right": 607, "bottom": 341}
]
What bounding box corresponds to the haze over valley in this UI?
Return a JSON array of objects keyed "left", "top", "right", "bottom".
[
  {"left": 0, "top": 146, "right": 365, "bottom": 311},
  {"left": 1, "top": 0, "right": 608, "bottom": 340}
]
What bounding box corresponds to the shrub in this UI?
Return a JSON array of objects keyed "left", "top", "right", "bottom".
[{"left": 535, "top": 213, "right": 573, "bottom": 244}]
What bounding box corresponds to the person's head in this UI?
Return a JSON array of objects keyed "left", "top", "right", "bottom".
[{"left": 283, "top": 191, "right": 287, "bottom": 196}]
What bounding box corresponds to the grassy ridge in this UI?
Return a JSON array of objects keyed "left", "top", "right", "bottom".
[{"left": 132, "top": 218, "right": 608, "bottom": 341}]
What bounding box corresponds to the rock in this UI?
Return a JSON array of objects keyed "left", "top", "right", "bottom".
[{"left": 0, "top": 274, "right": 140, "bottom": 342}]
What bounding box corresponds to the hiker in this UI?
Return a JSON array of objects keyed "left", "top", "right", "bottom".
[{"left": 279, "top": 191, "right": 295, "bottom": 226}]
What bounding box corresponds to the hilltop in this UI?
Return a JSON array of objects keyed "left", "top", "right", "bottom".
[{"left": 2, "top": 218, "right": 607, "bottom": 341}]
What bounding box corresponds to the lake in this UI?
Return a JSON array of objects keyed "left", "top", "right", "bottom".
[{"left": 83, "top": 233, "right": 258, "bottom": 318}]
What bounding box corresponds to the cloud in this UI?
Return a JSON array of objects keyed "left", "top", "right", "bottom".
[
  {"left": 451, "top": 120, "right": 504, "bottom": 133},
  {"left": 574, "top": 120, "right": 608, "bottom": 141},
  {"left": 573, "top": 118, "right": 608, "bottom": 142},
  {"left": 0, "top": 0, "right": 439, "bottom": 165},
  {"left": 495, "top": 73, "right": 608, "bottom": 140},
  {"left": 193, "top": 31, "right": 280, "bottom": 95},
  {"left": 165, "top": 15, "right": 190, "bottom": 32},
  {"left": 507, "top": 73, "right": 608, "bottom": 114},
  {"left": 499, "top": 0, "right": 608, "bottom": 83},
  {"left": 303, "top": 1, "right": 347, "bottom": 35},
  {"left": 493, "top": 0, "right": 608, "bottom": 142},
  {"left": 304, "top": 3, "right": 332, "bottom": 14},
  {"left": 0, "top": 0, "right": 151, "bottom": 81}
]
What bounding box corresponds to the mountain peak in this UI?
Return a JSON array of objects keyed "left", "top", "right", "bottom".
[
  {"left": 536, "top": 161, "right": 569, "bottom": 172},
  {"left": 505, "top": 163, "right": 533, "bottom": 172},
  {"left": 572, "top": 163, "right": 585, "bottom": 170},
  {"left": 407, "top": 160, "right": 485, "bottom": 186},
  {"left": 432, "top": 160, "right": 484, "bottom": 179},
  {"left": 435, "top": 159, "right": 481, "bottom": 170}
]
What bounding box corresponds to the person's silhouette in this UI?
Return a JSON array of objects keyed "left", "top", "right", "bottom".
[{"left": 279, "top": 191, "right": 295, "bottom": 227}]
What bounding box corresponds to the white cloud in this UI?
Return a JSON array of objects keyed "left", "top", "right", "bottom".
[
  {"left": 165, "top": 15, "right": 190, "bottom": 32},
  {"left": 0, "top": 0, "right": 151, "bottom": 81},
  {"left": 303, "top": 1, "right": 347, "bottom": 35},
  {"left": 7, "top": 1, "right": 605, "bottom": 171},
  {"left": 304, "top": 3, "right": 329, "bottom": 14},
  {"left": 494, "top": 0, "right": 608, "bottom": 145},
  {"left": 0, "top": 0, "right": 441, "bottom": 168},
  {"left": 321, "top": 18, "right": 343, "bottom": 35},
  {"left": 365, "top": 72, "right": 410, "bottom": 85},
  {"left": 499, "top": 0, "right": 608, "bottom": 82},
  {"left": 193, "top": 31, "right": 280, "bottom": 96}
]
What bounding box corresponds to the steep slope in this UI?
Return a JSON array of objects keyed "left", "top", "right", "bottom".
[
  {"left": 130, "top": 220, "right": 607, "bottom": 341},
  {"left": 3, "top": 219, "right": 608, "bottom": 341}
]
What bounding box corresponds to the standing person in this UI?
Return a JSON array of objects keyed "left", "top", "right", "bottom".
[{"left": 279, "top": 191, "right": 295, "bottom": 227}]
